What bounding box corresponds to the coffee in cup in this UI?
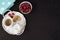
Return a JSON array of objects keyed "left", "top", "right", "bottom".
[
  {"left": 13, "top": 15, "right": 21, "bottom": 22},
  {"left": 5, "top": 19, "right": 12, "bottom": 26}
]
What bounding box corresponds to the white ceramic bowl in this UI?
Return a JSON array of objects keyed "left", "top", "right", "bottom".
[{"left": 19, "top": 1, "right": 32, "bottom": 14}]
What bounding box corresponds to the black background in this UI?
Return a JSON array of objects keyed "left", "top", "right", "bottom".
[{"left": 0, "top": 0, "right": 60, "bottom": 40}]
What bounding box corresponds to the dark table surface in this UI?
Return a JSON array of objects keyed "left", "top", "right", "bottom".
[{"left": 0, "top": 0, "right": 60, "bottom": 40}]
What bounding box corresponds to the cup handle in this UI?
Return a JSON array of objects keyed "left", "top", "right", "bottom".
[{"left": 1, "top": 10, "right": 11, "bottom": 17}]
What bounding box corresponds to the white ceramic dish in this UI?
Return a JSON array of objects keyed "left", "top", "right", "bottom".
[
  {"left": 19, "top": 1, "right": 32, "bottom": 14},
  {"left": 2, "top": 11, "right": 26, "bottom": 35}
]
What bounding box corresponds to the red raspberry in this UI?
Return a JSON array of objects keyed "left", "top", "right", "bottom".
[
  {"left": 8, "top": 13, "right": 14, "bottom": 18},
  {"left": 12, "top": 12, "right": 15, "bottom": 15}
]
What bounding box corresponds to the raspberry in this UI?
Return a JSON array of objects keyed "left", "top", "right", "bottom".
[
  {"left": 12, "top": 12, "right": 15, "bottom": 15},
  {"left": 8, "top": 13, "right": 14, "bottom": 18}
]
